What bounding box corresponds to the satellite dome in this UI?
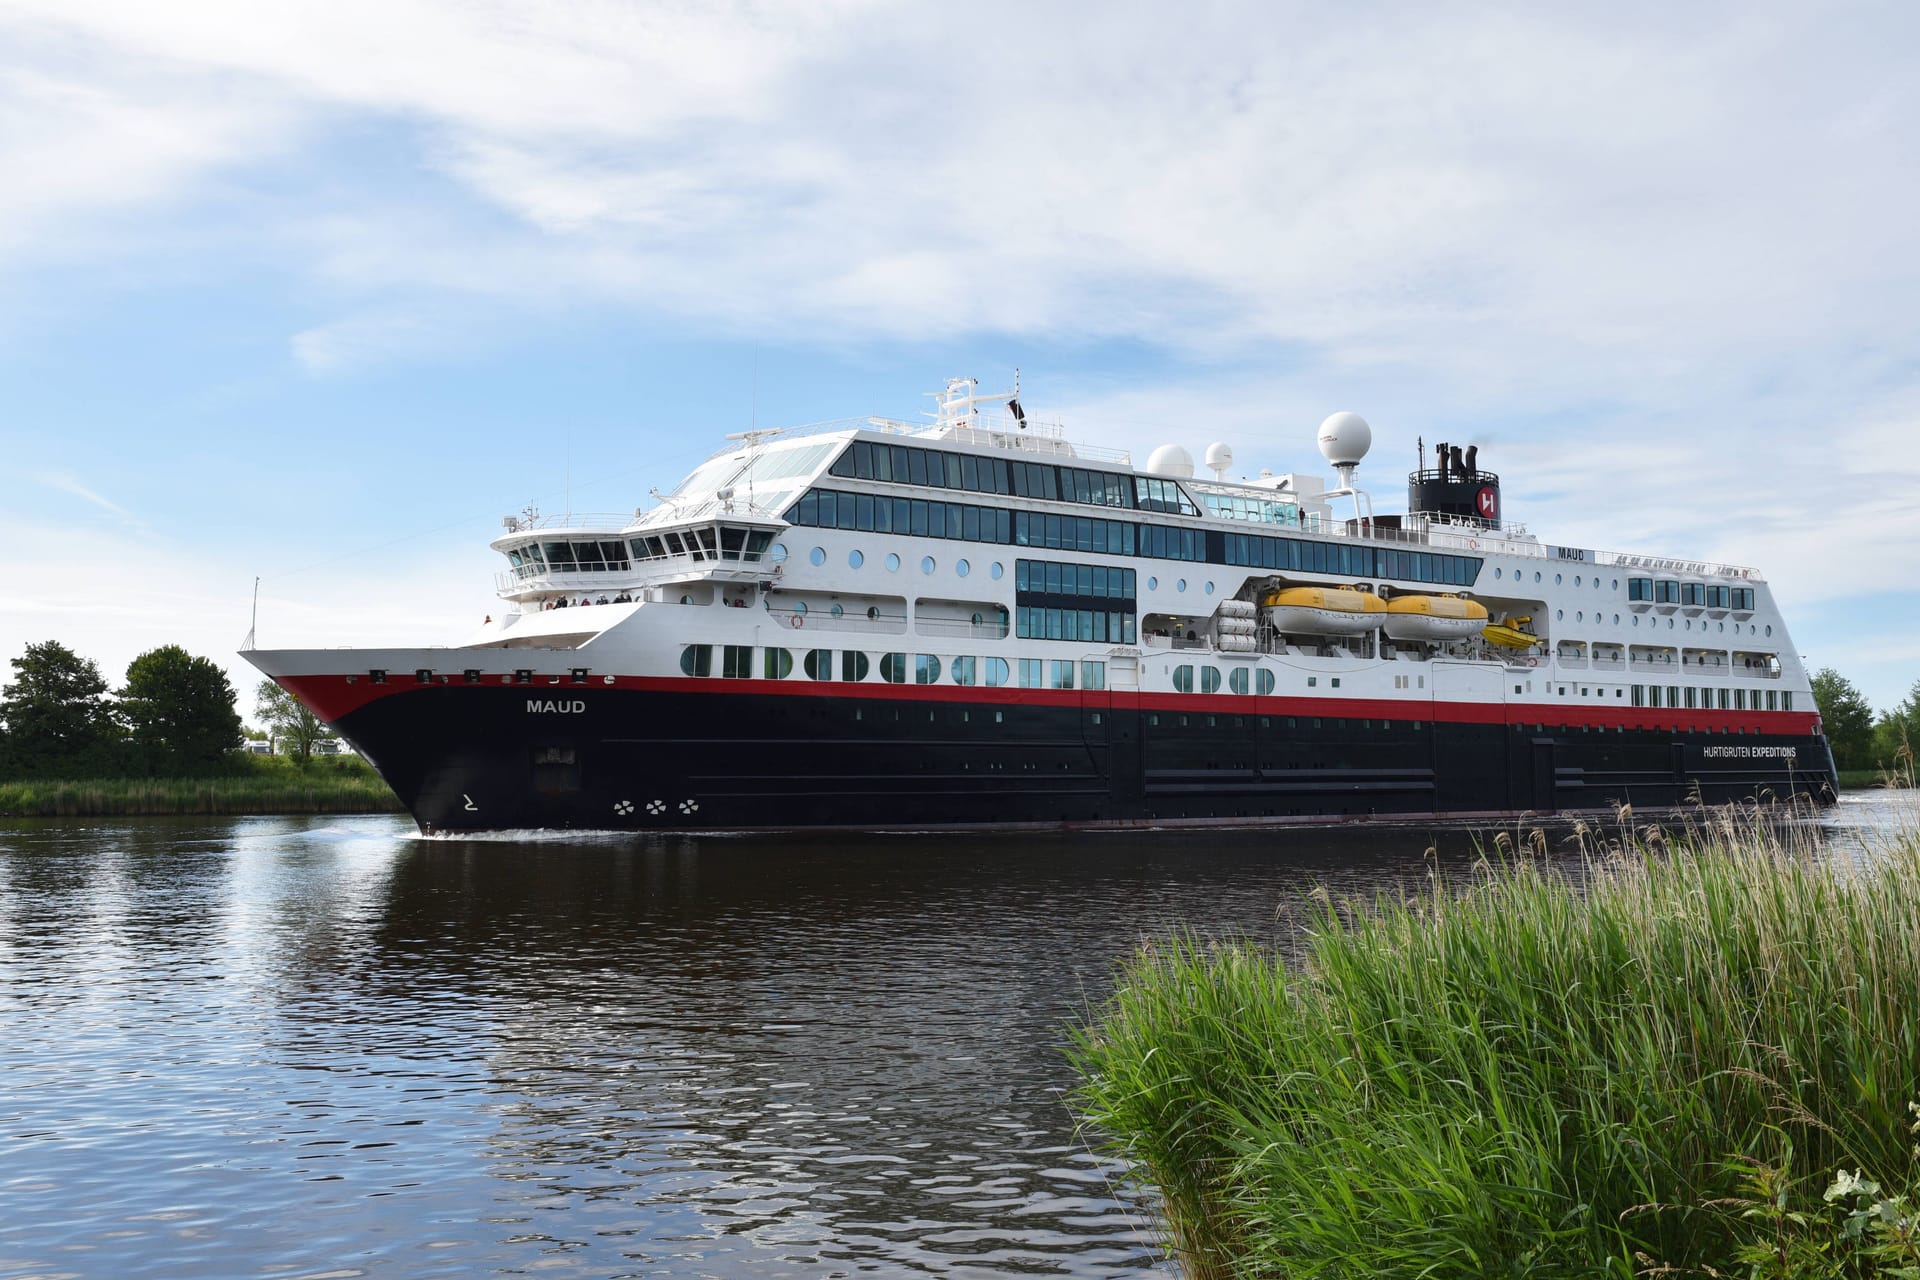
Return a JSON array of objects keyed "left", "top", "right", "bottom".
[
  {"left": 1146, "top": 443, "right": 1195, "bottom": 479},
  {"left": 1316, "top": 412, "right": 1372, "bottom": 467},
  {"left": 1203, "top": 442, "right": 1234, "bottom": 478}
]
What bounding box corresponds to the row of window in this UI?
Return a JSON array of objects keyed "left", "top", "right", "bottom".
[
  {"left": 786, "top": 488, "right": 1483, "bottom": 587},
  {"left": 1015, "top": 559, "right": 1137, "bottom": 599},
  {"left": 679, "top": 644, "right": 1109, "bottom": 690},
  {"left": 1221, "top": 531, "right": 1480, "bottom": 587},
  {"left": 1631, "top": 685, "right": 1792, "bottom": 711},
  {"left": 1171, "top": 664, "right": 1281, "bottom": 696},
  {"left": 827, "top": 440, "right": 1201, "bottom": 516},
  {"left": 1200, "top": 492, "right": 1301, "bottom": 527},
  {"left": 1627, "top": 578, "right": 1757, "bottom": 610},
  {"left": 507, "top": 525, "right": 779, "bottom": 578},
  {"left": 790, "top": 488, "right": 1138, "bottom": 556},
  {"left": 1013, "top": 606, "right": 1138, "bottom": 644}
]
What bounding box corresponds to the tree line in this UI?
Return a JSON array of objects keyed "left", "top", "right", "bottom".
[
  {"left": 1809, "top": 668, "right": 1920, "bottom": 773},
  {"left": 0, "top": 640, "right": 329, "bottom": 780}
]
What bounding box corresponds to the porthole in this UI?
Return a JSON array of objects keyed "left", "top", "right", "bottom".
[
  {"left": 794, "top": 601, "right": 808, "bottom": 615},
  {"left": 1177, "top": 578, "right": 1187, "bottom": 593},
  {"left": 680, "top": 594, "right": 694, "bottom": 605},
  {"left": 886, "top": 553, "right": 901, "bottom": 571},
  {"left": 956, "top": 558, "right": 970, "bottom": 578},
  {"left": 921, "top": 555, "right": 935, "bottom": 574},
  {"left": 1205, "top": 581, "right": 1215, "bottom": 595},
  {"left": 770, "top": 543, "right": 789, "bottom": 564},
  {"left": 830, "top": 603, "right": 844, "bottom": 619},
  {"left": 1534, "top": 571, "right": 1542, "bottom": 583},
  {"left": 1576, "top": 610, "right": 1584, "bottom": 622},
  {"left": 1613, "top": 614, "right": 1620, "bottom": 625},
  {"left": 1717, "top": 622, "right": 1724, "bottom": 633},
  {"left": 1495, "top": 567, "right": 1504, "bottom": 579},
  {"left": 990, "top": 562, "right": 1004, "bottom": 580},
  {"left": 1555, "top": 609, "right": 1564, "bottom": 621},
  {"left": 1765, "top": 624, "right": 1773, "bottom": 636},
  {"left": 1148, "top": 576, "right": 1159, "bottom": 590},
  {"left": 848, "top": 549, "right": 864, "bottom": 568},
  {"left": 867, "top": 606, "right": 879, "bottom": 620},
  {"left": 1555, "top": 573, "right": 1563, "bottom": 585},
  {"left": 809, "top": 546, "right": 826, "bottom": 566}
]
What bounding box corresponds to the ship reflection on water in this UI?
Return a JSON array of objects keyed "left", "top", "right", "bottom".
[{"left": 0, "top": 801, "right": 1899, "bottom": 1277}]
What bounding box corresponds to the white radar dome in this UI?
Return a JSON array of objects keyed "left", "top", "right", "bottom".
[
  {"left": 1146, "top": 443, "right": 1195, "bottom": 478},
  {"left": 1316, "top": 411, "right": 1372, "bottom": 467},
  {"left": 1203, "top": 442, "right": 1234, "bottom": 478}
]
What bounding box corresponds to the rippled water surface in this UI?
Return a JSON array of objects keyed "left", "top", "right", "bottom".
[{"left": 1, "top": 793, "right": 1907, "bottom": 1279}]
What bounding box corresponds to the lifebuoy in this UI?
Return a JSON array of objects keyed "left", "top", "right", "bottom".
[
  {"left": 1468, "top": 539, "right": 1480, "bottom": 550},
  {"left": 1526, "top": 656, "right": 1538, "bottom": 667},
  {"left": 788, "top": 614, "right": 804, "bottom": 629}
]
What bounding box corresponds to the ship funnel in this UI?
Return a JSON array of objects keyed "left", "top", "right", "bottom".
[{"left": 1409, "top": 441, "right": 1501, "bottom": 529}]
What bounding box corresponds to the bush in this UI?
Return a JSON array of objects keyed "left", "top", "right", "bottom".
[{"left": 1069, "top": 805, "right": 1920, "bottom": 1279}]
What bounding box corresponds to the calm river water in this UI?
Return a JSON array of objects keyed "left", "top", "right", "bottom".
[{"left": 1, "top": 793, "right": 1907, "bottom": 1280}]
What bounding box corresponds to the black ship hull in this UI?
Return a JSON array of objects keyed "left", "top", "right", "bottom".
[{"left": 318, "top": 680, "right": 1838, "bottom": 834}]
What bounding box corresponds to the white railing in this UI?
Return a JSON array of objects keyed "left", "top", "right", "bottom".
[
  {"left": 499, "top": 512, "right": 640, "bottom": 534},
  {"left": 773, "top": 609, "right": 908, "bottom": 636},
  {"left": 912, "top": 617, "right": 1013, "bottom": 640}
]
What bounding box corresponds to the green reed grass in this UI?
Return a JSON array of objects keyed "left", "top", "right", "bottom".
[
  {"left": 0, "top": 772, "right": 401, "bottom": 816},
  {"left": 1069, "top": 804, "right": 1920, "bottom": 1279}
]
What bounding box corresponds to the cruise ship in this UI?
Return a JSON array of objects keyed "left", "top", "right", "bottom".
[{"left": 244, "top": 378, "right": 1836, "bottom": 833}]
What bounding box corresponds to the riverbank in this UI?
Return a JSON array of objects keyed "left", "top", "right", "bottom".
[
  {"left": 1069, "top": 805, "right": 1920, "bottom": 1279},
  {"left": 1839, "top": 767, "right": 1914, "bottom": 789},
  {"left": 0, "top": 765, "right": 402, "bottom": 817}
]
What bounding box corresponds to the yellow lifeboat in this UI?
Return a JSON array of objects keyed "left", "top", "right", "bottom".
[
  {"left": 1381, "top": 593, "right": 1489, "bottom": 642},
  {"left": 1481, "top": 615, "right": 1542, "bottom": 650},
  {"left": 1262, "top": 585, "right": 1386, "bottom": 636}
]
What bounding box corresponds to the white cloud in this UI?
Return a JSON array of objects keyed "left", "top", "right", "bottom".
[
  {"left": 5, "top": 0, "right": 1914, "bottom": 381},
  {"left": 33, "top": 469, "right": 134, "bottom": 520},
  {"left": 290, "top": 312, "right": 437, "bottom": 376}
]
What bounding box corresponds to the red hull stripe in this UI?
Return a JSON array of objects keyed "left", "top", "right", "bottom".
[{"left": 280, "top": 672, "right": 1821, "bottom": 738}]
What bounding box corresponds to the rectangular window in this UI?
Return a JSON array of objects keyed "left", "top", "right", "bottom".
[
  {"left": 1019, "top": 658, "right": 1044, "bottom": 688},
  {"left": 1050, "top": 660, "right": 1075, "bottom": 690},
  {"left": 1631, "top": 685, "right": 1645, "bottom": 706},
  {"left": 722, "top": 645, "right": 753, "bottom": 679},
  {"left": 1081, "top": 661, "right": 1106, "bottom": 690}
]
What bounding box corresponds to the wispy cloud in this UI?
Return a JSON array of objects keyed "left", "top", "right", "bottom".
[
  {"left": 34, "top": 469, "right": 134, "bottom": 520},
  {"left": 290, "top": 312, "right": 436, "bottom": 376}
]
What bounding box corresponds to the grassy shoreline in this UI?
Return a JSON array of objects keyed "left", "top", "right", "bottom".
[
  {"left": 0, "top": 770, "right": 402, "bottom": 817},
  {"left": 1069, "top": 805, "right": 1920, "bottom": 1278}
]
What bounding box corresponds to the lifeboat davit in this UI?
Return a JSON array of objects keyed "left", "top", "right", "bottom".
[
  {"left": 1262, "top": 586, "right": 1386, "bottom": 636},
  {"left": 1381, "top": 593, "right": 1489, "bottom": 641},
  {"left": 1481, "top": 616, "right": 1542, "bottom": 650}
]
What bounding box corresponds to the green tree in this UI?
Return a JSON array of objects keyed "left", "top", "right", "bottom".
[
  {"left": 1871, "top": 679, "right": 1920, "bottom": 774},
  {"left": 1810, "top": 667, "right": 1876, "bottom": 771},
  {"left": 0, "top": 640, "right": 122, "bottom": 777},
  {"left": 254, "top": 677, "right": 328, "bottom": 764},
  {"left": 120, "top": 646, "right": 244, "bottom": 774}
]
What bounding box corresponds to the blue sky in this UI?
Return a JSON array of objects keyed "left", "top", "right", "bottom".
[{"left": 4, "top": 1, "right": 1919, "bottom": 720}]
